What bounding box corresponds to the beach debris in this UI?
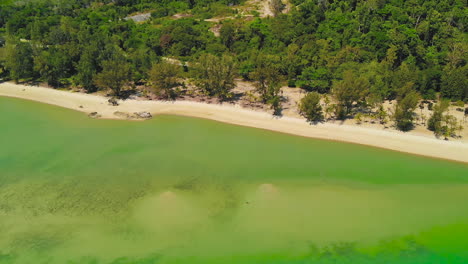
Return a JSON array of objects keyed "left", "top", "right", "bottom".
[
  {"left": 114, "top": 111, "right": 132, "bottom": 119},
  {"left": 88, "top": 112, "right": 101, "bottom": 119},
  {"left": 113, "top": 111, "right": 152, "bottom": 120},
  {"left": 79, "top": 105, "right": 84, "bottom": 108},
  {"left": 108, "top": 98, "right": 119, "bottom": 106},
  {"left": 134, "top": 111, "right": 152, "bottom": 119}
]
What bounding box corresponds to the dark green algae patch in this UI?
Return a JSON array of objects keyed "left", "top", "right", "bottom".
[{"left": 0, "top": 97, "right": 468, "bottom": 264}]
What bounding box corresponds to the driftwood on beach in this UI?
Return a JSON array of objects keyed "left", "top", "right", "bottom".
[{"left": 113, "top": 111, "right": 152, "bottom": 120}]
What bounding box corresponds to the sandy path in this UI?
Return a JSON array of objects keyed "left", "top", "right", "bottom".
[{"left": 1, "top": 82, "right": 467, "bottom": 163}]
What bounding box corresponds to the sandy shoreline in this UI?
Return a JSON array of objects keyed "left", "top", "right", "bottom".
[{"left": 1, "top": 82, "right": 467, "bottom": 163}]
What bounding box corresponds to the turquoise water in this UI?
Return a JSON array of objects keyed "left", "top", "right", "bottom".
[{"left": 0, "top": 97, "right": 467, "bottom": 263}]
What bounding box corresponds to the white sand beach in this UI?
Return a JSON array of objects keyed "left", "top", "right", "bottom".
[{"left": 1, "top": 82, "right": 467, "bottom": 163}]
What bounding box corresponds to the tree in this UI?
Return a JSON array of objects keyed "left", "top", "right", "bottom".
[
  {"left": 250, "top": 54, "right": 283, "bottom": 114},
  {"left": 296, "top": 67, "right": 331, "bottom": 93},
  {"left": 129, "top": 47, "right": 157, "bottom": 81},
  {"left": 2, "top": 0, "right": 466, "bottom": 112},
  {"left": 299, "top": 92, "right": 323, "bottom": 122},
  {"left": 194, "top": 53, "right": 237, "bottom": 100},
  {"left": 441, "top": 42, "right": 467, "bottom": 101},
  {"left": 148, "top": 62, "right": 181, "bottom": 99},
  {"left": 427, "top": 100, "right": 449, "bottom": 132},
  {"left": 77, "top": 44, "right": 99, "bottom": 92},
  {"left": 220, "top": 21, "right": 237, "bottom": 50},
  {"left": 427, "top": 100, "right": 461, "bottom": 138},
  {"left": 0, "top": 47, "right": 6, "bottom": 77},
  {"left": 391, "top": 63, "right": 419, "bottom": 98},
  {"left": 284, "top": 44, "right": 302, "bottom": 82},
  {"left": 250, "top": 55, "right": 282, "bottom": 103},
  {"left": 322, "top": 95, "right": 335, "bottom": 120},
  {"left": 4, "top": 39, "right": 33, "bottom": 83},
  {"left": 331, "top": 71, "right": 370, "bottom": 119},
  {"left": 442, "top": 115, "right": 459, "bottom": 139},
  {"left": 431, "top": 114, "right": 462, "bottom": 140},
  {"left": 0, "top": 60, "right": 5, "bottom": 78},
  {"left": 376, "top": 104, "right": 388, "bottom": 124},
  {"left": 440, "top": 65, "right": 467, "bottom": 101},
  {"left": 33, "top": 48, "right": 70, "bottom": 87},
  {"left": 94, "top": 59, "right": 132, "bottom": 97},
  {"left": 393, "top": 83, "right": 420, "bottom": 131}
]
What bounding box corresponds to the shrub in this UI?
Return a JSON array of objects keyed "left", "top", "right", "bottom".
[
  {"left": 299, "top": 92, "right": 323, "bottom": 122},
  {"left": 428, "top": 102, "right": 433, "bottom": 111}
]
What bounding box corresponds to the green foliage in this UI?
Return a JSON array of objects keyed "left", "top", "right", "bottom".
[
  {"left": 454, "top": 101, "right": 464, "bottom": 107},
  {"left": 94, "top": 59, "right": 132, "bottom": 97},
  {"left": 390, "top": 62, "right": 419, "bottom": 99},
  {"left": 331, "top": 70, "right": 370, "bottom": 119},
  {"left": 441, "top": 65, "right": 468, "bottom": 101},
  {"left": 0, "top": 46, "right": 6, "bottom": 77},
  {"left": 77, "top": 44, "right": 99, "bottom": 92},
  {"left": 4, "top": 39, "right": 33, "bottom": 82},
  {"left": 427, "top": 100, "right": 461, "bottom": 138},
  {"left": 194, "top": 53, "right": 237, "bottom": 99},
  {"left": 159, "top": 18, "right": 212, "bottom": 57},
  {"left": 376, "top": 104, "right": 388, "bottom": 124},
  {"left": 393, "top": 83, "right": 420, "bottom": 131},
  {"left": 220, "top": 20, "right": 239, "bottom": 51},
  {"left": 299, "top": 92, "right": 323, "bottom": 122},
  {"left": 33, "top": 47, "right": 71, "bottom": 87},
  {"left": 428, "top": 100, "right": 450, "bottom": 132},
  {"left": 249, "top": 54, "right": 282, "bottom": 106},
  {"left": 0, "top": 0, "right": 466, "bottom": 114},
  {"left": 296, "top": 67, "right": 331, "bottom": 93},
  {"left": 148, "top": 62, "right": 181, "bottom": 99}
]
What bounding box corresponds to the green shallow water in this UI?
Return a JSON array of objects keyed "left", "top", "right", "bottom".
[{"left": 0, "top": 96, "right": 468, "bottom": 264}]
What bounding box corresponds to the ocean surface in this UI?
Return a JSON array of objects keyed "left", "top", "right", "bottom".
[{"left": 1, "top": 97, "right": 467, "bottom": 264}]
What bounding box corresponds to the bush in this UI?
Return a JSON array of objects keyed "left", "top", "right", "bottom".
[
  {"left": 354, "top": 112, "right": 363, "bottom": 124},
  {"left": 296, "top": 67, "right": 331, "bottom": 93},
  {"left": 428, "top": 100, "right": 449, "bottom": 132},
  {"left": 148, "top": 62, "right": 181, "bottom": 99},
  {"left": 393, "top": 91, "right": 420, "bottom": 131},
  {"left": 299, "top": 92, "right": 323, "bottom": 122},
  {"left": 422, "top": 89, "right": 436, "bottom": 100},
  {"left": 427, "top": 102, "right": 433, "bottom": 111},
  {"left": 239, "top": 62, "right": 254, "bottom": 80},
  {"left": 151, "top": 8, "right": 169, "bottom": 18}
]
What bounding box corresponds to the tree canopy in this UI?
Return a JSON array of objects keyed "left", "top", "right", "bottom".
[
  {"left": 299, "top": 91, "right": 323, "bottom": 122},
  {"left": 94, "top": 59, "right": 132, "bottom": 97},
  {"left": 0, "top": 0, "right": 466, "bottom": 131}
]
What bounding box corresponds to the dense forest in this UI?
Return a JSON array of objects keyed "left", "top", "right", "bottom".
[{"left": 0, "top": 0, "right": 467, "bottom": 134}]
